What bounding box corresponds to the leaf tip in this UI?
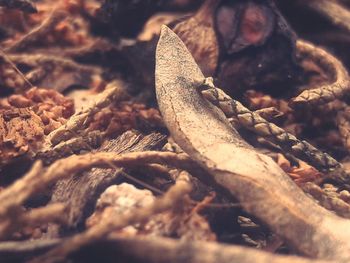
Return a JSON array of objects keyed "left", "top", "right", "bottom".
[{"left": 160, "top": 24, "right": 171, "bottom": 36}]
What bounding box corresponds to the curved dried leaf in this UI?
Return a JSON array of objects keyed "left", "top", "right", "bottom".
[{"left": 155, "top": 25, "right": 350, "bottom": 261}]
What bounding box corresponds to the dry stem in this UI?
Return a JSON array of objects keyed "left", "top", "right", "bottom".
[
  {"left": 29, "top": 172, "right": 193, "bottom": 263},
  {"left": 0, "top": 236, "right": 332, "bottom": 263},
  {"left": 45, "top": 81, "right": 128, "bottom": 146},
  {"left": 5, "top": 53, "right": 103, "bottom": 75},
  {"left": 6, "top": 9, "right": 67, "bottom": 52},
  {"left": 305, "top": 0, "right": 350, "bottom": 33},
  {"left": 0, "top": 151, "right": 193, "bottom": 220},
  {"left": 0, "top": 203, "right": 66, "bottom": 240}
]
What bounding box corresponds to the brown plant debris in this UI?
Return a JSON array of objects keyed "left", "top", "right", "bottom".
[
  {"left": 303, "top": 182, "right": 350, "bottom": 219},
  {"left": 86, "top": 183, "right": 216, "bottom": 241},
  {"left": 48, "top": 131, "right": 167, "bottom": 233},
  {"left": 87, "top": 101, "right": 163, "bottom": 137},
  {"left": 0, "top": 236, "right": 332, "bottom": 263},
  {"left": 304, "top": 0, "right": 350, "bottom": 33},
  {"left": 0, "top": 151, "right": 194, "bottom": 222},
  {"left": 3, "top": 1, "right": 350, "bottom": 262},
  {"left": 0, "top": 87, "right": 74, "bottom": 166},
  {"left": 31, "top": 171, "right": 193, "bottom": 263},
  {"left": 0, "top": 108, "right": 44, "bottom": 166},
  {"left": 45, "top": 80, "right": 128, "bottom": 146},
  {"left": 276, "top": 154, "right": 322, "bottom": 185},
  {"left": 5, "top": 9, "right": 67, "bottom": 52}
]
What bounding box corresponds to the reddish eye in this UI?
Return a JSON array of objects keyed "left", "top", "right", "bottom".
[
  {"left": 241, "top": 4, "right": 274, "bottom": 45},
  {"left": 215, "top": 1, "right": 275, "bottom": 54}
]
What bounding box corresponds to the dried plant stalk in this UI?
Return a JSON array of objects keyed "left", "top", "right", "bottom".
[
  {"left": 0, "top": 203, "right": 66, "bottom": 240},
  {"left": 156, "top": 26, "right": 350, "bottom": 261},
  {"left": 45, "top": 81, "right": 128, "bottom": 146},
  {"left": 0, "top": 236, "right": 331, "bottom": 263},
  {"left": 291, "top": 40, "right": 350, "bottom": 107},
  {"left": 6, "top": 9, "right": 67, "bottom": 52},
  {"left": 29, "top": 172, "right": 192, "bottom": 263},
  {"left": 305, "top": 0, "right": 350, "bottom": 33},
  {"left": 104, "top": 236, "right": 331, "bottom": 263},
  {"left": 49, "top": 132, "right": 166, "bottom": 232},
  {"left": 39, "top": 130, "right": 104, "bottom": 163},
  {"left": 199, "top": 78, "right": 339, "bottom": 172},
  {"left": 5, "top": 53, "right": 102, "bottom": 75},
  {"left": 0, "top": 151, "right": 193, "bottom": 220}
]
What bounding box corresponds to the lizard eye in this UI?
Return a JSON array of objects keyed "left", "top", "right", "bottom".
[
  {"left": 240, "top": 3, "right": 275, "bottom": 45},
  {"left": 216, "top": 1, "right": 275, "bottom": 54}
]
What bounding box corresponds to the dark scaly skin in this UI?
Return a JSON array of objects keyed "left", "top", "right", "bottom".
[{"left": 291, "top": 40, "right": 350, "bottom": 107}]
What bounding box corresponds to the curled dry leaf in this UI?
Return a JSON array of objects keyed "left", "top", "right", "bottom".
[
  {"left": 155, "top": 25, "right": 350, "bottom": 261},
  {"left": 87, "top": 183, "right": 216, "bottom": 241}
]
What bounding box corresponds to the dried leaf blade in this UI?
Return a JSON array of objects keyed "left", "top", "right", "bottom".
[{"left": 155, "top": 25, "right": 350, "bottom": 261}]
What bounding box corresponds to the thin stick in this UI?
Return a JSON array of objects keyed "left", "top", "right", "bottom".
[
  {"left": 0, "top": 48, "right": 34, "bottom": 88},
  {"left": 0, "top": 203, "right": 66, "bottom": 240},
  {"left": 29, "top": 172, "right": 192, "bottom": 263},
  {"left": 45, "top": 81, "right": 128, "bottom": 146},
  {"left": 6, "top": 9, "right": 67, "bottom": 52},
  {"left": 0, "top": 236, "right": 331, "bottom": 263},
  {"left": 305, "top": 0, "right": 350, "bottom": 33},
  {"left": 0, "top": 151, "right": 194, "bottom": 219},
  {"left": 5, "top": 53, "right": 103, "bottom": 75}
]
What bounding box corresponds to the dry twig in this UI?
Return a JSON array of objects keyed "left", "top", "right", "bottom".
[
  {"left": 304, "top": 0, "right": 350, "bottom": 33},
  {"left": 6, "top": 9, "right": 67, "bottom": 52},
  {"left": 0, "top": 203, "right": 66, "bottom": 240},
  {"left": 0, "top": 236, "right": 333, "bottom": 263},
  {"left": 30, "top": 171, "right": 193, "bottom": 263},
  {"left": 4, "top": 53, "right": 103, "bottom": 76},
  {"left": 0, "top": 151, "right": 194, "bottom": 220},
  {"left": 45, "top": 81, "right": 128, "bottom": 146}
]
